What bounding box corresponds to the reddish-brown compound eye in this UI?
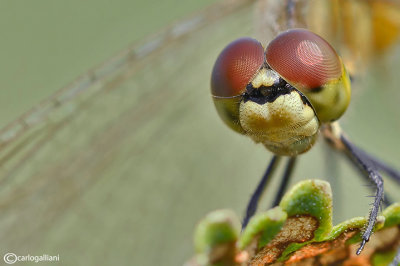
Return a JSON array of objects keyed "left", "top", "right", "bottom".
[
  {"left": 211, "top": 38, "right": 264, "bottom": 97},
  {"left": 266, "top": 29, "right": 342, "bottom": 90}
]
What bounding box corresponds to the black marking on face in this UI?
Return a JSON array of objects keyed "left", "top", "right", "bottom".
[
  {"left": 244, "top": 78, "right": 312, "bottom": 107},
  {"left": 244, "top": 85, "right": 292, "bottom": 104}
]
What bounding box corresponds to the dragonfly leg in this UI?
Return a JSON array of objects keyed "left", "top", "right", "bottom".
[
  {"left": 271, "top": 156, "right": 297, "bottom": 207},
  {"left": 340, "top": 135, "right": 384, "bottom": 255},
  {"left": 355, "top": 148, "right": 400, "bottom": 184},
  {"left": 242, "top": 155, "right": 281, "bottom": 229},
  {"left": 389, "top": 246, "right": 400, "bottom": 266},
  {"left": 342, "top": 142, "right": 394, "bottom": 206},
  {"left": 322, "top": 123, "right": 386, "bottom": 255}
]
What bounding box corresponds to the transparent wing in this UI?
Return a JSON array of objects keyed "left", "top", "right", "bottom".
[
  {"left": 0, "top": 1, "right": 259, "bottom": 265},
  {"left": 0, "top": 0, "right": 399, "bottom": 266}
]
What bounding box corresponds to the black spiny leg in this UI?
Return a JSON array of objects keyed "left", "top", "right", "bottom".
[
  {"left": 271, "top": 157, "right": 297, "bottom": 207},
  {"left": 356, "top": 147, "right": 400, "bottom": 184},
  {"left": 242, "top": 155, "right": 281, "bottom": 229},
  {"left": 340, "top": 140, "right": 394, "bottom": 206},
  {"left": 340, "top": 135, "right": 384, "bottom": 255}
]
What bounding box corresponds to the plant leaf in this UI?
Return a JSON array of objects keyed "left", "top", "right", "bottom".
[{"left": 187, "top": 180, "right": 400, "bottom": 266}]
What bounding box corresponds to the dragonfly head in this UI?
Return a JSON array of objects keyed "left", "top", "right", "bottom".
[{"left": 211, "top": 29, "right": 351, "bottom": 156}]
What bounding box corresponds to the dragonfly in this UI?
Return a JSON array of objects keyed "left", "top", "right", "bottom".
[
  {"left": 0, "top": 0, "right": 399, "bottom": 265},
  {"left": 211, "top": 0, "right": 400, "bottom": 263}
]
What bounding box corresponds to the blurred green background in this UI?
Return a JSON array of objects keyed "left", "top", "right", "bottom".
[
  {"left": 0, "top": 0, "right": 216, "bottom": 127},
  {"left": 0, "top": 1, "right": 399, "bottom": 266}
]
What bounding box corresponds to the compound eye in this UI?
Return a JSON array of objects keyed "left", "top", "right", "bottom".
[
  {"left": 211, "top": 38, "right": 264, "bottom": 97},
  {"left": 266, "top": 29, "right": 342, "bottom": 90}
]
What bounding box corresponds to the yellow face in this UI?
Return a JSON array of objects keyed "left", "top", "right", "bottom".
[
  {"left": 238, "top": 68, "right": 320, "bottom": 156},
  {"left": 211, "top": 29, "right": 351, "bottom": 156}
]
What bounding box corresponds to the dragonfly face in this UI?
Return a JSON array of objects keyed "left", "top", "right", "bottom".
[{"left": 211, "top": 29, "right": 351, "bottom": 156}]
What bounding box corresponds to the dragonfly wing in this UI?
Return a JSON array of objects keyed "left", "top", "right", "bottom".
[{"left": 0, "top": 1, "right": 263, "bottom": 265}]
